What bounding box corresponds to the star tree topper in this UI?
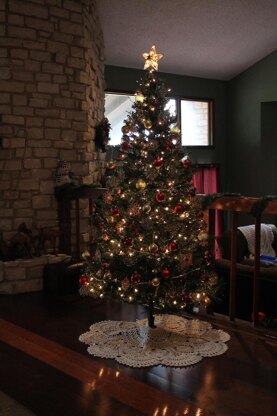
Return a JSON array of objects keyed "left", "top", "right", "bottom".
[{"left": 142, "top": 45, "right": 163, "bottom": 71}]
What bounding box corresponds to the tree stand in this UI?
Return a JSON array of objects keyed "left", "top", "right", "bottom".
[{"left": 147, "top": 299, "right": 156, "bottom": 328}]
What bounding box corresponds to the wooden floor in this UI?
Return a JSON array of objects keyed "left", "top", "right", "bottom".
[{"left": 0, "top": 292, "right": 276, "bottom": 416}]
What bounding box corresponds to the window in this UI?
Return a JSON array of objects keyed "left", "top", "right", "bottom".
[
  {"left": 181, "top": 99, "right": 212, "bottom": 146},
  {"left": 105, "top": 93, "right": 213, "bottom": 147},
  {"left": 105, "top": 93, "right": 135, "bottom": 146}
]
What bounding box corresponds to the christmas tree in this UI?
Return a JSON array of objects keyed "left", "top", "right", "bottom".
[{"left": 80, "top": 46, "right": 219, "bottom": 327}]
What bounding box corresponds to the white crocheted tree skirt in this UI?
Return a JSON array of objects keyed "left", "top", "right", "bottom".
[{"left": 79, "top": 314, "right": 230, "bottom": 368}]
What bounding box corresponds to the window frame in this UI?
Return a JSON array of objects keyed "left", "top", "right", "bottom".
[
  {"left": 105, "top": 90, "right": 214, "bottom": 149},
  {"left": 175, "top": 95, "right": 214, "bottom": 148}
]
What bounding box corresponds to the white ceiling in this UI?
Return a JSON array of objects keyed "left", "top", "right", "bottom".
[{"left": 96, "top": 0, "right": 277, "bottom": 80}]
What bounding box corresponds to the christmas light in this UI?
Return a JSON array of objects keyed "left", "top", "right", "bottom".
[{"left": 79, "top": 46, "right": 219, "bottom": 326}]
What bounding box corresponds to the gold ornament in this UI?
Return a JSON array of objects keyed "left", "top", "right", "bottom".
[
  {"left": 180, "top": 253, "right": 192, "bottom": 269},
  {"left": 170, "top": 126, "right": 180, "bottom": 135},
  {"left": 135, "top": 179, "right": 147, "bottom": 190},
  {"left": 128, "top": 204, "right": 141, "bottom": 217},
  {"left": 198, "top": 231, "right": 208, "bottom": 241},
  {"left": 178, "top": 211, "right": 190, "bottom": 221},
  {"left": 81, "top": 250, "right": 90, "bottom": 259},
  {"left": 121, "top": 277, "right": 130, "bottom": 291},
  {"left": 208, "top": 272, "right": 218, "bottom": 286},
  {"left": 103, "top": 271, "right": 112, "bottom": 280},
  {"left": 109, "top": 216, "right": 116, "bottom": 224},
  {"left": 121, "top": 125, "right": 130, "bottom": 134},
  {"left": 116, "top": 221, "right": 125, "bottom": 234},
  {"left": 144, "top": 119, "right": 152, "bottom": 129},
  {"left": 149, "top": 140, "right": 158, "bottom": 150},
  {"left": 102, "top": 234, "right": 110, "bottom": 241},
  {"left": 151, "top": 277, "right": 160, "bottom": 287},
  {"left": 142, "top": 45, "right": 163, "bottom": 71},
  {"left": 143, "top": 204, "right": 151, "bottom": 213},
  {"left": 149, "top": 243, "right": 159, "bottom": 253},
  {"left": 204, "top": 296, "right": 211, "bottom": 305},
  {"left": 103, "top": 192, "right": 113, "bottom": 204},
  {"left": 106, "top": 161, "right": 116, "bottom": 170}
]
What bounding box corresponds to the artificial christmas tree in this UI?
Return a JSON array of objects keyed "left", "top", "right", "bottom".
[{"left": 80, "top": 46, "right": 219, "bottom": 327}]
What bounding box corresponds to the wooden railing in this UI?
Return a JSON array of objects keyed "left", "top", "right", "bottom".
[
  {"left": 206, "top": 195, "right": 277, "bottom": 335},
  {"left": 56, "top": 188, "right": 276, "bottom": 337}
]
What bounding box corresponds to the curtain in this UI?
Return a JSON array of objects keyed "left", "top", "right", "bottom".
[{"left": 193, "top": 165, "right": 223, "bottom": 258}]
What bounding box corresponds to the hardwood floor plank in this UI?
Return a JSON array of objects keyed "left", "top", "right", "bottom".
[
  {"left": 0, "top": 318, "right": 209, "bottom": 416},
  {"left": 0, "top": 292, "right": 276, "bottom": 416},
  {"left": 0, "top": 341, "right": 143, "bottom": 416}
]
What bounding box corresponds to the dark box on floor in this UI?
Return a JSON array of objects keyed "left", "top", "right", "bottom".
[{"left": 43, "top": 259, "right": 83, "bottom": 296}]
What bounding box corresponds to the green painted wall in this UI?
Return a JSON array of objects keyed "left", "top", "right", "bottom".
[
  {"left": 227, "top": 51, "right": 277, "bottom": 196},
  {"left": 105, "top": 65, "right": 228, "bottom": 190},
  {"left": 105, "top": 51, "right": 277, "bottom": 197}
]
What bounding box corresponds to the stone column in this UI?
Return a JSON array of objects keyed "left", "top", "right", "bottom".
[{"left": 0, "top": 0, "right": 105, "bottom": 241}]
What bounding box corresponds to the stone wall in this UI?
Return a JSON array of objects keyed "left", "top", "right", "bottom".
[
  {"left": 0, "top": 253, "right": 70, "bottom": 294},
  {"left": 0, "top": 0, "right": 105, "bottom": 244}
]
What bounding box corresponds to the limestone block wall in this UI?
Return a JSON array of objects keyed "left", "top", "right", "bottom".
[
  {"left": 0, "top": 0, "right": 105, "bottom": 242},
  {"left": 0, "top": 253, "right": 70, "bottom": 294}
]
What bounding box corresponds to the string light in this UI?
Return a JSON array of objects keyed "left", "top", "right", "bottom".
[{"left": 80, "top": 51, "right": 219, "bottom": 318}]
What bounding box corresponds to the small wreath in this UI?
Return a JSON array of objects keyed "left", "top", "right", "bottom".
[{"left": 95, "top": 117, "right": 111, "bottom": 152}]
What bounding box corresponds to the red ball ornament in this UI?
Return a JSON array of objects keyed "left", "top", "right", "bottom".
[
  {"left": 102, "top": 262, "right": 109, "bottom": 269},
  {"left": 131, "top": 271, "right": 142, "bottom": 284},
  {"left": 168, "top": 241, "right": 178, "bottom": 252},
  {"left": 181, "top": 293, "right": 190, "bottom": 303},
  {"left": 162, "top": 269, "right": 170, "bottom": 279},
  {"left": 173, "top": 204, "right": 185, "bottom": 214},
  {"left": 154, "top": 159, "right": 163, "bottom": 169},
  {"left": 251, "top": 311, "right": 266, "bottom": 322},
  {"left": 201, "top": 274, "right": 209, "bottom": 282},
  {"left": 141, "top": 141, "right": 149, "bottom": 150},
  {"left": 117, "top": 153, "right": 126, "bottom": 160},
  {"left": 129, "top": 224, "right": 139, "bottom": 234},
  {"left": 124, "top": 237, "right": 132, "bottom": 246},
  {"left": 166, "top": 141, "right": 174, "bottom": 151},
  {"left": 183, "top": 159, "right": 191, "bottom": 168},
  {"left": 121, "top": 141, "right": 129, "bottom": 151},
  {"left": 112, "top": 208, "right": 120, "bottom": 217},
  {"left": 204, "top": 251, "right": 212, "bottom": 265},
  {"left": 79, "top": 276, "right": 89, "bottom": 286},
  {"left": 188, "top": 188, "right": 196, "bottom": 197},
  {"left": 156, "top": 192, "right": 165, "bottom": 203}
]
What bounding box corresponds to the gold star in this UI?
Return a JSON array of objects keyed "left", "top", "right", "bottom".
[{"left": 142, "top": 45, "right": 163, "bottom": 71}]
